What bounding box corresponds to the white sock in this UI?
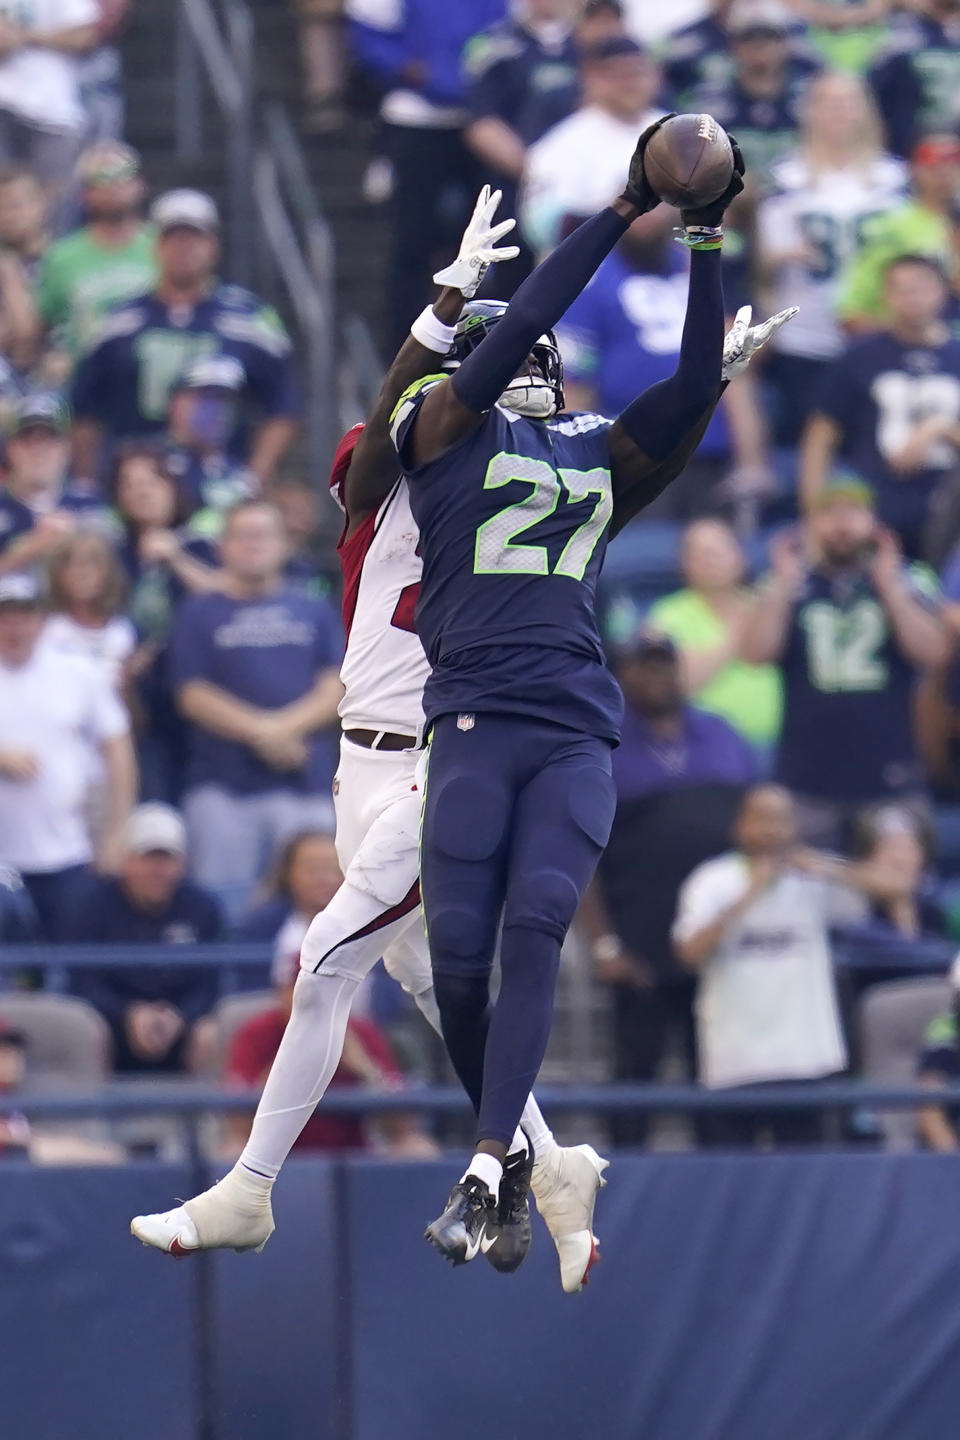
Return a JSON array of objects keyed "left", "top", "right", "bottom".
[
  {"left": 238, "top": 969, "right": 360, "bottom": 1184},
  {"left": 520, "top": 1095, "right": 557, "bottom": 1163},
  {"left": 509, "top": 1127, "right": 529, "bottom": 1158},
  {"left": 462, "top": 1151, "right": 503, "bottom": 1200}
]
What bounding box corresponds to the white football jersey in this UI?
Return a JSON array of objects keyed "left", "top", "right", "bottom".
[
  {"left": 759, "top": 153, "right": 908, "bottom": 360},
  {"left": 332, "top": 426, "right": 427, "bottom": 738}
]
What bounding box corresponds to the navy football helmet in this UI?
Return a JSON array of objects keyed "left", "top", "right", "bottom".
[{"left": 443, "top": 300, "right": 565, "bottom": 420}]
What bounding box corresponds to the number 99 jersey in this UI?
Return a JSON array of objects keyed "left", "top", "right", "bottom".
[{"left": 390, "top": 376, "right": 623, "bottom": 743}]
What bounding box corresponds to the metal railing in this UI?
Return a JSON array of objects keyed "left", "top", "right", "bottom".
[{"left": 175, "top": 0, "right": 255, "bottom": 287}]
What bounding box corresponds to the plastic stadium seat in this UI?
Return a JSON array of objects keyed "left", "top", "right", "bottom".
[
  {"left": 858, "top": 976, "right": 953, "bottom": 1149},
  {"left": 193, "top": 990, "right": 276, "bottom": 1079},
  {"left": 0, "top": 993, "right": 110, "bottom": 1090}
]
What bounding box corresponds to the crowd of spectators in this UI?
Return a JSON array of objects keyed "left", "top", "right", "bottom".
[{"left": 12, "top": 0, "right": 960, "bottom": 1157}]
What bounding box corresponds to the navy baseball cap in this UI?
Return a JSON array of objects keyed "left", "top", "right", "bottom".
[{"left": 10, "top": 392, "right": 70, "bottom": 437}]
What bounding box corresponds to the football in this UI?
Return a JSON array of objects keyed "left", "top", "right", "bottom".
[{"left": 642, "top": 113, "right": 734, "bottom": 211}]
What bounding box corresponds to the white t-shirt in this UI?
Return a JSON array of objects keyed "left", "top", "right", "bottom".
[
  {"left": 41, "top": 613, "right": 136, "bottom": 691},
  {"left": 672, "top": 853, "right": 860, "bottom": 1089},
  {"left": 0, "top": 646, "right": 129, "bottom": 872},
  {"left": 0, "top": 0, "right": 99, "bottom": 132},
  {"left": 759, "top": 153, "right": 907, "bottom": 361},
  {"left": 520, "top": 104, "right": 666, "bottom": 255}
]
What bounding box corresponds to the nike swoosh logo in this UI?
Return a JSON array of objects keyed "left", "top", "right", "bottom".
[
  {"left": 463, "top": 1223, "right": 488, "bottom": 1262},
  {"left": 480, "top": 1230, "right": 498, "bottom": 1254}
]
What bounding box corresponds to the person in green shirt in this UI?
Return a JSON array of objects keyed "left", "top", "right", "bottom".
[
  {"left": 838, "top": 133, "right": 960, "bottom": 330},
  {"left": 35, "top": 138, "right": 156, "bottom": 365},
  {"left": 649, "top": 517, "right": 782, "bottom": 749}
]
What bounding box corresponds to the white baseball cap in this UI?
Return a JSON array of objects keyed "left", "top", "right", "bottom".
[
  {"left": 151, "top": 188, "right": 219, "bottom": 235},
  {"left": 124, "top": 803, "right": 187, "bottom": 857}
]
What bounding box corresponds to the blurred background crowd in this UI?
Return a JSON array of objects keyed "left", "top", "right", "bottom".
[{"left": 8, "top": 0, "right": 960, "bottom": 1164}]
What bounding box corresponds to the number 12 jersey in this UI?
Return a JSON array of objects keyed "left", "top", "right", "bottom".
[{"left": 391, "top": 378, "right": 623, "bottom": 742}]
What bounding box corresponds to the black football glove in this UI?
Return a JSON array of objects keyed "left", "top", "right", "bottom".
[
  {"left": 680, "top": 132, "right": 745, "bottom": 228},
  {"left": 620, "top": 112, "right": 676, "bottom": 214}
]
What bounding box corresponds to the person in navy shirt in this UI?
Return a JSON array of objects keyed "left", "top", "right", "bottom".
[
  {"left": 869, "top": 1, "right": 960, "bottom": 160},
  {"left": 579, "top": 628, "right": 758, "bottom": 1144},
  {"left": 67, "top": 804, "right": 223, "bottom": 1075},
  {"left": 741, "top": 477, "right": 949, "bottom": 849},
  {"left": 691, "top": 4, "right": 819, "bottom": 192},
  {"left": 169, "top": 499, "right": 343, "bottom": 921},
  {"left": 0, "top": 393, "right": 115, "bottom": 576},
  {"left": 802, "top": 254, "right": 960, "bottom": 558},
  {"left": 70, "top": 189, "right": 299, "bottom": 489}
]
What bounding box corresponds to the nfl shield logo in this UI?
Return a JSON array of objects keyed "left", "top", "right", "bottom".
[{"left": 457, "top": 713, "right": 475, "bottom": 732}]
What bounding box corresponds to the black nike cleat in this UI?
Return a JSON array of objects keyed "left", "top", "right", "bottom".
[
  {"left": 425, "top": 1177, "right": 498, "bottom": 1266},
  {"left": 484, "top": 1145, "right": 534, "bottom": 1274}
]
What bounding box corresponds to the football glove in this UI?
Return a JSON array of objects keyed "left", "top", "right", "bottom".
[
  {"left": 722, "top": 304, "right": 799, "bottom": 382},
  {"left": 433, "top": 184, "right": 520, "bottom": 299},
  {"left": 681, "top": 132, "right": 745, "bottom": 228},
  {"left": 621, "top": 113, "right": 676, "bottom": 214}
]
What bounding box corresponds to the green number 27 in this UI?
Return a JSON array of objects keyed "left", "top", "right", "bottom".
[{"left": 473, "top": 452, "right": 612, "bottom": 581}]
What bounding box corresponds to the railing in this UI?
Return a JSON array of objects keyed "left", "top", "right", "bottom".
[
  {"left": 0, "top": 943, "right": 272, "bottom": 998},
  {"left": 175, "top": 0, "right": 255, "bottom": 287}
]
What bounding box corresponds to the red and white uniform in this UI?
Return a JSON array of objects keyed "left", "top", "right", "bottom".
[{"left": 297, "top": 426, "right": 434, "bottom": 1003}]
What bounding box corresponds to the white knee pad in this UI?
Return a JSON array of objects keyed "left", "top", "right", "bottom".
[{"left": 299, "top": 879, "right": 421, "bottom": 983}]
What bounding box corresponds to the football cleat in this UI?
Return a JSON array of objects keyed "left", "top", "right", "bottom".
[
  {"left": 130, "top": 1174, "right": 275, "bottom": 1256},
  {"left": 424, "top": 1176, "right": 498, "bottom": 1266},
  {"left": 530, "top": 1144, "right": 609, "bottom": 1294},
  {"left": 483, "top": 1144, "right": 534, "bottom": 1274}
]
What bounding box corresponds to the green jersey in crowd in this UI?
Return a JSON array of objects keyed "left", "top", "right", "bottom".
[
  {"left": 838, "top": 202, "right": 951, "bottom": 326},
  {"left": 35, "top": 224, "right": 157, "bottom": 357}
]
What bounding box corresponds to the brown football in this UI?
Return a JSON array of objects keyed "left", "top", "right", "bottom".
[{"left": 642, "top": 113, "right": 734, "bottom": 210}]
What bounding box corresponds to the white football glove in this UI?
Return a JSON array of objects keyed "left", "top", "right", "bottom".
[
  {"left": 722, "top": 304, "right": 799, "bottom": 381},
  {"left": 433, "top": 184, "right": 520, "bottom": 299}
]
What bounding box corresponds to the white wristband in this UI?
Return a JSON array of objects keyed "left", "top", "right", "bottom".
[{"left": 410, "top": 306, "right": 456, "bottom": 354}]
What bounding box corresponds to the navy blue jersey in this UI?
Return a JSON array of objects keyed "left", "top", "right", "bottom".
[
  {"left": 869, "top": 14, "right": 960, "bottom": 158},
  {"left": 691, "top": 73, "right": 815, "bottom": 192},
  {"left": 663, "top": 16, "right": 817, "bottom": 108},
  {"left": 463, "top": 18, "right": 578, "bottom": 146},
  {"left": 0, "top": 484, "right": 116, "bottom": 553},
  {"left": 774, "top": 563, "right": 938, "bottom": 802},
  {"left": 71, "top": 284, "right": 298, "bottom": 459},
  {"left": 391, "top": 378, "right": 623, "bottom": 741},
  {"left": 815, "top": 334, "right": 960, "bottom": 554}
]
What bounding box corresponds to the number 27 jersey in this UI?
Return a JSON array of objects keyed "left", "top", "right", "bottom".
[{"left": 391, "top": 377, "right": 623, "bottom": 742}]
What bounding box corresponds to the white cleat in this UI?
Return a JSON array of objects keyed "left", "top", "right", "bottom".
[
  {"left": 530, "top": 1143, "right": 609, "bottom": 1294},
  {"left": 130, "top": 1174, "right": 275, "bottom": 1256}
]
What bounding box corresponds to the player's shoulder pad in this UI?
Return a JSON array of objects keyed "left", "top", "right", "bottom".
[
  {"left": 86, "top": 301, "right": 148, "bottom": 349},
  {"left": 388, "top": 373, "right": 447, "bottom": 452},
  {"left": 547, "top": 411, "right": 611, "bottom": 438},
  {"left": 462, "top": 23, "right": 524, "bottom": 79}
]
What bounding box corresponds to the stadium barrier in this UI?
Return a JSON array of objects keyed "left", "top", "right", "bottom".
[{"left": 5, "top": 1145, "right": 960, "bottom": 1440}]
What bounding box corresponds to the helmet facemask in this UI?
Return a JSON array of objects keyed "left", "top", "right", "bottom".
[{"left": 442, "top": 303, "right": 565, "bottom": 420}]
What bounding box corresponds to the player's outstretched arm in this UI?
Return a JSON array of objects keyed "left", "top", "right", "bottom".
[
  {"left": 342, "top": 186, "right": 519, "bottom": 538},
  {"left": 608, "top": 138, "right": 744, "bottom": 529},
  {"left": 400, "top": 119, "right": 673, "bottom": 470}
]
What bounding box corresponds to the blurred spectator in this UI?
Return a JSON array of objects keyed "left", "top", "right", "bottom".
[
  {"left": 0, "top": 1019, "right": 31, "bottom": 1155},
  {"left": 224, "top": 938, "right": 435, "bottom": 1158},
  {"left": 758, "top": 72, "right": 907, "bottom": 444},
  {"left": 673, "top": 783, "right": 878, "bottom": 1145},
  {"left": 578, "top": 629, "right": 758, "bottom": 1142},
  {"left": 0, "top": 165, "right": 48, "bottom": 374},
  {"left": 845, "top": 812, "right": 944, "bottom": 940},
  {"left": 649, "top": 519, "right": 782, "bottom": 750},
  {"left": 0, "top": 863, "right": 39, "bottom": 940},
  {"left": 555, "top": 207, "right": 769, "bottom": 515},
  {"left": 868, "top": 0, "right": 960, "bottom": 160},
  {"left": 0, "top": 0, "right": 98, "bottom": 208},
  {"left": 165, "top": 354, "right": 259, "bottom": 521},
  {"left": 463, "top": 0, "right": 581, "bottom": 293},
  {"left": 347, "top": 0, "right": 500, "bottom": 348},
  {"left": 520, "top": 36, "right": 662, "bottom": 256},
  {"left": 36, "top": 140, "right": 154, "bottom": 365},
  {"left": 42, "top": 530, "right": 134, "bottom": 685},
  {"left": 0, "top": 569, "right": 135, "bottom": 938},
  {"left": 662, "top": 0, "right": 741, "bottom": 104},
  {"left": 0, "top": 392, "right": 113, "bottom": 578},
  {"left": 803, "top": 255, "right": 960, "bottom": 556},
  {"left": 691, "top": 0, "right": 820, "bottom": 192},
  {"left": 295, "top": 0, "right": 344, "bottom": 128},
  {"left": 237, "top": 827, "right": 342, "bottom": 943},
  {"left": 741, "top": 479, "right": 949, "bottom": 848},
  {"left": 838, "top": 135, "right": 960, "bottom": 332},
  {"left": 71, "top": 189, "right": 298, "bottom": 488},
  {"left": 169, "top": 500, "right": 343, "bottom": 919},
  {"left": 77, "top": 0, "right": 131, "bottom": 143},
  {"left": 916, "top": 959, "right": 960, "bottom": 1151},
  {"left": 790, "top": 0, "right": 891, "bottom": 73},
  {"left": 268, "top": 477, "right": 332, "bottom": 598},
  {"left": 67, "top": 803, "right": 222, "bottom": 1074}
]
